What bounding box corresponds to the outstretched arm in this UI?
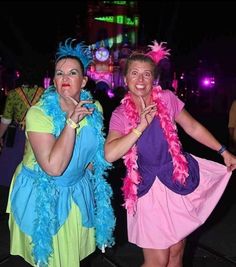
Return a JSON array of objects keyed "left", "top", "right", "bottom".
[
  {"left": 176, "top": 108, "right": 236, "bottom": 171},
  {"left": 228, "top": 100, "right": 236, "bottom": 152}
]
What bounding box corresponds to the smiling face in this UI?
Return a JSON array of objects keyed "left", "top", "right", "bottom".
[
  {"left": 54, "top": 58, "right": 88, "bottom": 101},
  {"left": 124, "top": 60, "right": 155, "bottom": 101}
]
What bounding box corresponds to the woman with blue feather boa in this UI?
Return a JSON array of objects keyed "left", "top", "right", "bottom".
[{"left": 6, "top": 38, "right": 115, "bottom": 267}]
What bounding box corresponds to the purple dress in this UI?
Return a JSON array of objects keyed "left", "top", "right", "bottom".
[
  {"left": 137, "top": 117, "right": 199, "bottom": 197},
  {"left": 109, "top": 90, "right": 231, "bottom": 249}
]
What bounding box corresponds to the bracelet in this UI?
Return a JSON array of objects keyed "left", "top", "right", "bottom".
[
  {"left": 66, "top": 118, "right": 79, "bottom": 129},
  {"left": 217, "top": 145, "right": 227, "bottom": 154},
  {"left": 132, "top": 128, "right": 142, "bottom": 138}
]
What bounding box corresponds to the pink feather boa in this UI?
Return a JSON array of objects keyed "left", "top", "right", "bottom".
[{"left": 122, "top": 86, "right": 189, "bottom": 215}]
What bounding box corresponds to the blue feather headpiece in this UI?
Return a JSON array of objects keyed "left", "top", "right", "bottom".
[{"left": 55, "top": 38, "right": 93, "bottom": 70}]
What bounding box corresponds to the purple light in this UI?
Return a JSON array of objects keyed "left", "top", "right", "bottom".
[
  {"left": 107, "top": 89, "right": 114, "bottom": 98},
  {"left": 203, "top": 78, "right": 210, "bottom": 85},
  {"left": 44, "top": 77, "right": 51, "bottom": 89},
  {"left": 201, "top": 77, "right": 215, "bottom": 88},
  {"left": 16, "top": 70, "right": 20, "bottom": 78}
]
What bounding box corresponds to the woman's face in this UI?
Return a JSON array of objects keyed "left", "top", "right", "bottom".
[
  {"left": 54, "top": 58, "right": 88, "bottom": 100},
  {"left": 124, "top": 60, "right": 155, "bottom": 99}
]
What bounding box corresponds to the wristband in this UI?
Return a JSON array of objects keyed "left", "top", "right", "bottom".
[
  {"left": 66, "top": 118, "right": 79, "bottom": 129},
  {"left": 217, "top": 145, "right": 227, "bottom": 154},
  {"left": 132, "top": 128, "right": 142, "bottom": 137}
]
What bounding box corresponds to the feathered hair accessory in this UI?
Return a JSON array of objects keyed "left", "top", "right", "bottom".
[
  {"left": 55, "top": 38, "right": 93, "bottom": 70},
  {"left": 146, "top": 40, "right": 170, "bottom": 64}
]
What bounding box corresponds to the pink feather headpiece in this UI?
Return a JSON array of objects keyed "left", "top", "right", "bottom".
[{"left": 146, "top": 40, "right": 170, "bottom": 64}]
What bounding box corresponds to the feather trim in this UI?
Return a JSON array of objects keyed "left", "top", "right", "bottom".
[
  {"left": 152, "top": 86, "right": 189, "bottom": 183},
  {"left": 81, "top": 90, "right": 116, "bottom": 249},
  {"left": 122, "top": 86, "right": 188, "bottom": 215},
  {"left": 31, "top": 166, "right": 57, "bottom": 266},
  {"left": 146, "top": 40, "right": 170, "bottom": 64},
  {"left": 31, "top": 87, "right": 115, "bottom": 265},
  {"left": 55, "top": 38, "right": 93, "bottom": 70}
]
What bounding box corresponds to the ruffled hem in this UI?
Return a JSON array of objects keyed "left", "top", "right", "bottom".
[{"left": 127, "top": 155, "right": 231, "bottom": 249}]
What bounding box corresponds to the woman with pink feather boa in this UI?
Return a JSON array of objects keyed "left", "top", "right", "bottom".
[{"left": 105, "top": 41, "right": 236, "bottom": 267}]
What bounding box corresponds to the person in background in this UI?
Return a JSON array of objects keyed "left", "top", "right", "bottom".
[
  {"left": 6, "top": 38, "right": 115, "bottom": 267},
  {"left": 105, "top": 40, "right": 236, "bottom": 267},
  {"left": 228, "top": 99, "right": 236, "bottom": 153},
  {"left": 0, "top": 75, "right": 44, "bottom": 186}
]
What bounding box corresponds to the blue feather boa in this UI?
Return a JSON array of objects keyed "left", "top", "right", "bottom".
[{"left": 31, "top": 86, "right": 115, "bottom": 266}]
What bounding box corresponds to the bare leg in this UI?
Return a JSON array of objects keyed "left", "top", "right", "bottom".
[
  {"left": 141, "top": 247, "right": 170, "bottom": 267},
  {"left": 167, "top": 239, "right": 186, "bottom": 267},
  {"left": 141, "top": 239, "right": 186, "bottom": 267}
]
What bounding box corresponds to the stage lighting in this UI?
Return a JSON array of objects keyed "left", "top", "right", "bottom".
[{"left": 201, "top": 76, "right": 215, "bottom": 88}]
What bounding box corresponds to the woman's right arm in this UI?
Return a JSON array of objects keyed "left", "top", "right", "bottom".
[
  {"left": 105, "top": 129, "right": 141, "bottom": 163},
  {"left": 105, "top": 99, "right": 156, "bottom": 163},
  {"left": 26, "top": 104, "right": 78, "bottom": 176},
  {"left": 28, "top": 124, "right": 76, "bottom": 176},
  {"left": 27, "top": 98, "right": 93, "bottom": 176}
]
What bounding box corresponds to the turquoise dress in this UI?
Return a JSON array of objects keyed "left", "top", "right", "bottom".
[{"left": 7, "top": 87, "right": 115, "bottom": 267}]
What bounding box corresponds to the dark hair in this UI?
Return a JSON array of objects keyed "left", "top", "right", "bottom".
[
  {"left": 55, "top": 55, "right": 85, "bottom": 74},
  {"left": 124, "top": 52, "right": 158, "bottom": 79}
]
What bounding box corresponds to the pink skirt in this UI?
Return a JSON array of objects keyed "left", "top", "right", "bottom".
[{"left": 127, "top": 155, "right": 232, "bottom": 249}]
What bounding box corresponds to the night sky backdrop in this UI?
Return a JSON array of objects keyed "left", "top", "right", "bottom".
[{"left": 0, "top": 1, "right": 236, "bottom": 81}]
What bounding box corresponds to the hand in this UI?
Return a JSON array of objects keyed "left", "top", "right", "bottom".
[
  {"left": 0, "top": 137, "right": 3, "bottom": 153},
  {"left": 66, "top": 96, "right": 94, "bottom": 123},
  {"left": 138, "top": 96, "right": 157, "bottom": 131},
  {"left": 222, "top": 150, "right": 236, "bottom": 171}
]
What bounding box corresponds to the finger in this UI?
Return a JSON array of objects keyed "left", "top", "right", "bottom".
[
  {"left": 80, "top": 100, "right": 94, "bottom": 105},
  {"left": 141, "top": 106, "right": 156, "bottom": 115},
  {"left": 147, "top": 104, "right": 156, "bottom": 109},
  {"left": 67, "top": 97, "right": 93, "bottom": 107},
  {"left": 78, "top": 110, "right": 93, "bottom": 116},
  {"left": 139, "top": 96, "right": 146, "bottom": 110},
  {"left": 75, "top": 106, "right": 94, "bottom": 112},
  {"left": 146, "top": 104, "right": 157, "bottom": 112},
  {"left": 67, "top": 96, "right": 79, "bottom": 105}
]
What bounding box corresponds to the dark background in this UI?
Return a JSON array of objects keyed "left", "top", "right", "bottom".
[{"left": 0, "top": 1, "right": 236, "bottom": 81}]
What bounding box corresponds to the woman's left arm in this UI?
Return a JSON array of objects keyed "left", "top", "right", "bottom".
[{"left": 176, "top": 108, "right": 236, "bottom": 171}]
